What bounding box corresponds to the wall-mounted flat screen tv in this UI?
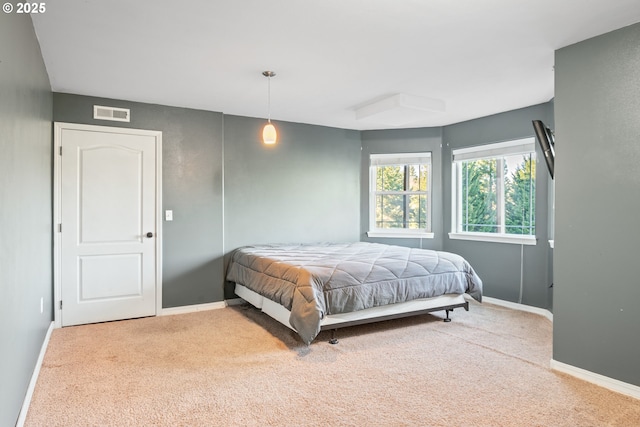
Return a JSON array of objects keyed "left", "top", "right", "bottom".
[{"left": 532, "top": 120, "right": 555, "bottom": 179}]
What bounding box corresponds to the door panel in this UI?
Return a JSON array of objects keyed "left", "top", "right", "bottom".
[
  {"left": 79, "top": 145, "right": 143, "bottom": 243},
  {"left": 79, "top": 254, "right": 142, "bottom": 301},
  {"left": 58, "top": 125, "right": 160, "bottom": 327}
]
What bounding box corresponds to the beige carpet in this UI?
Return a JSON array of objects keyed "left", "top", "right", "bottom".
[{"left": 26, "top": 301, "right": 639, "bottom": 426}]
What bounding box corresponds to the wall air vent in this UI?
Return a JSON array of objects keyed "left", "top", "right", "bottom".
[{"left": 93, "top": 105, "right": 131, "bottom": 122}]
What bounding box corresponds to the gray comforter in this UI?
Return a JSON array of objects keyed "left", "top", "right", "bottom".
[{"left": 226, "top": 242, "right": 483, "bottom": 344}]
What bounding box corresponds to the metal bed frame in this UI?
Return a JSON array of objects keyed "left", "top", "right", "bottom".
[{"left": 235, "top": 283, "right": 469, "bottom": 344}]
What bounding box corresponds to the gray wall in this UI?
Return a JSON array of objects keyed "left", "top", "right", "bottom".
[
  {"left": 360, "top": 127, "right": 444, "bottom": 250},
  {"left": 442, "top": 103, "right": 554, "bottom": 308},
  {"left": 554, "top": 23, "right": 640, "bottom": 386},
  {"left": 0, "top": 14, "right": 53, "bottom": 426},
  {"left": 53, "top": 93, "right": 225, "bottom": 308},
  {"left": 223, "top": 115, "right": 361, "bottom": 297}
]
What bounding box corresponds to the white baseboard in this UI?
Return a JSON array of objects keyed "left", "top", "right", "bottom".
[
  {"left": 481, "top": 296, "right": 553, "bottom": 322},
  {"left": 16, "top": 321, "right": 55, "bottom": 427},
  {"left": 160, "top": 300, "right": 228, "bottom": 316},
  {"left": 550, "top": 359, "right": 640, "bottom": 400}
]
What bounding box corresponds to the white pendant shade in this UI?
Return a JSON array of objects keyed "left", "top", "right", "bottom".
[{"left": 262, "top": 122, "right": 277, "bottom": 145}]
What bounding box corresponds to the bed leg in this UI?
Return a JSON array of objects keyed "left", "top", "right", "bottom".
[
  {"left": 329, "top": 329, "right": 339, "bottom": 345},
  {"left": 444, "top": 309, "right": 452, "bottom": 322}
]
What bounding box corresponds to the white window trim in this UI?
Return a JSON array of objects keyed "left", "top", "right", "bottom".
[
  {"left": 451, "top": 137, "right": 535, "bottom": 161},
  {"left": 368, "top": 152, "right": 432, "bottom": 238},
  {"left": 448, "top": 232, "right": 537, "bottom": 245},
  {"left": 451, "top": 138, "right": 536, "bottom": 244},
  {"left": 367, "top": 230, "right": 435, "bottom": 239}
]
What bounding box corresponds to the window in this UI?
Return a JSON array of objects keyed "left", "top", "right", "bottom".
[
  {"left": 450, "top": 138, "right": 537, "bottom": 245},
  {"left": 368, "top": 153, "right": 433, "bottom": 238}
]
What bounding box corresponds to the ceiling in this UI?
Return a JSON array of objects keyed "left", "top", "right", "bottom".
[{"left": 32, "top": 0, "right": 640, "bottom": 130}]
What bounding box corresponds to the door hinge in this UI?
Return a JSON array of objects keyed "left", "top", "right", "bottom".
[
  {"left": 59, "top": 146, "right": 62, "bottom": 156},
  {"left": 59, "top": 300, "right": 63, "bottom": 310},
  {"left": 58, "top": 223, "right": 62, "bottom": 232}
]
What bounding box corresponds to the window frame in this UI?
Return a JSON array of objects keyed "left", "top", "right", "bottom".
[
  {"left": 367, "top": 152, "right": 434, "bottom": 239},
  {"left": 449, "top": 138, "right": 537, "bottom": 246}
]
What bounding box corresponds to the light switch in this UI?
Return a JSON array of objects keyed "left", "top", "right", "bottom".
[{"left": 165, "top": 210, "right": 173, "bottom": 221}]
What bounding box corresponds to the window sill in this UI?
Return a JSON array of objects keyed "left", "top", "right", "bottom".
[
  {"left": 448, "top": 232, "right": 537, "bottom": 245},
  {"left": 367, "top": 231, "right": 435, "bottom": 239}
]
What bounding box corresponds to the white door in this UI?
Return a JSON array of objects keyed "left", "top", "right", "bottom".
[{"left": 55, "top": 123, "right": 161, "bottom": 327}]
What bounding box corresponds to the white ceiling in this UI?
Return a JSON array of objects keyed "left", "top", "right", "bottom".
[{"left": 32, "top": 0, "right": 640, "bottom": 130}]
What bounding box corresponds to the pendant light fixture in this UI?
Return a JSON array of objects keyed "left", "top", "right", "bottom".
[{"left": 262, "top": 71, "right": 277, "bottom": 145}]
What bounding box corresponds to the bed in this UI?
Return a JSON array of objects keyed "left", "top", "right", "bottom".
[{"left": 226, "top": 242, "right": 483, "bottom": 344}]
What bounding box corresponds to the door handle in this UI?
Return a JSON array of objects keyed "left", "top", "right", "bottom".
[{"left": 146, "top": 232, "right": 154, "bottom": 238}]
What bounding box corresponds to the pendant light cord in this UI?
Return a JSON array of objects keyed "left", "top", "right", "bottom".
[
  {"left": 263, "top": 70, "right": 275, "bottom": 124},
  {"left": 267, "top": 75, "right": 272, "bottom": 123}
]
